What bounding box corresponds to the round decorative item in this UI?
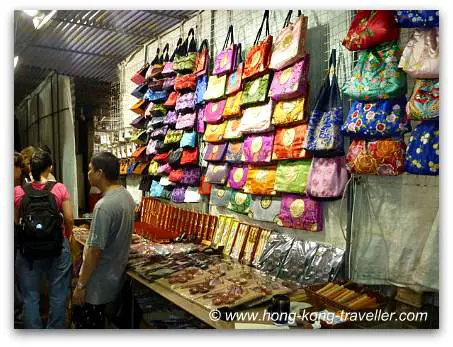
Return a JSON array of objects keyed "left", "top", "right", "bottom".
[
  {"left": 279, "top": 68, "right": 293, "bottom": 84},
  {"left": 251, "top": 51, "right": 262, "bottom": 67},
  {"left": 211, "top": 102, "right": 218, "bottom": 113},
  {"left": 256, "top": 170, "right": 268, "bottom": 182},
  {"left": 284, "top": 166, "right": 298, "bottom": 182},
  {"left": 212, "top": 145, "right": 219, "bottom": 154},
  {"left": 235, "top": 192, "right": 247, "bottom": 205},
  {"left": 289, "top": 199, "right": 305, "bottom": 218},
  {"left": 216, "top": 189, "right": 225, "bottom": 198},
  {"left": 280, "top": 33, "right": 293, "bottom": 50},
  {"left": 233, "top": 168, "right": 244, "bottom": 182},
  {"left": 282, "top": 101, "right": 296, "bottom": 113},
  {"left": 282, "top": 128, "right": 296, "bottom": 146},
  {"left": 251, "top": 136, "right": 263, "bottom": 153},
  {"left": 221, "top": 54, "right": 229, "bottom": 68},
  {"left": 260, "top": 196, "right": 272, "bottom": 209},
  {"left": 249, "top": 79, "right": 261, "bottom": 95}
]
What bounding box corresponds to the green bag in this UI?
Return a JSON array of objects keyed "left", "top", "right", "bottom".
[
  {"left": 343, "top": 41, "right": 407, "bottom": 101},
  {"left": 274, "top": 160, "right": 311, "bottom": 194},
  {"left": 164, "top": 130, "right": 183, "bottom": 144},
  {"left": 227, "top": 190, "right": 252, "bottom": 215},
  {"left": 130, "top": 130, "right": 148, "bottom": 145},
  {"left": 241, "top": 74, "right": 271, "bottom": 107},
  {"left": 173, "top": 28, "right": 198, "bottom": 74}
]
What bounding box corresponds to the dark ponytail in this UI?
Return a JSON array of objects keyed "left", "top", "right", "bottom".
[{"left": 30, "top": 150, "right": 52, "bottom": 181}]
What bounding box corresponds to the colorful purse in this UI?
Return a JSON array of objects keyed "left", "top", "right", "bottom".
[
  {"left": 148, "top": 79, "right": 164, "bottom": 92},
  {"left": 272, "top": 97, "right": 307, "bottom": 126},
  {"left": 227, "top": 190, "right": 252, "bottom": 215},
  {"left": 168, "top": 148, "right": 184, "bottom": 169},
  {"left": 395, "top": 10, "right": 439, "bottom": 28},
  {"left": 213, "top": 25, "right": 238, "bottom": 76},
  {"left": 163, "top": 110, "right": 178, "bottom": 127},
  {"left": 203, "top": 143, "right": 227, "bottom": 162},
  {"left": 225, "top": 44, "right": 243, "bottom": 96},
  {"left": 131, "top": 130, "right": 148, "bottom": 145},
  {"left": 150, "top": 116, "right": 165, "bottom": 128},
  {"left": 270, "top": 11, "right": 308, "bottom": 70},
  {"left": 205, "top": 163, "right": 230, "bottom": 185},
  {"left": 249, "top": 196, "right": 282, "bottom": 223},
  {"left": 162, "top": 38, "right": 182, "bottom": 77},
  {"left": 150, "top": 180, "right": 164, "bottom": 198},
  {"left": 131, "top": 63, "right": 150, "bottom": 85},
  {"left": 398, "top": 28, "right": 439, "bottom": 79},
  {"left": 225, "top": 141, "right": 244, "bottom": 163},
  {"left": 149, "top": 103, "right": 167, "bottom": 117},
  {"left": 133, "top": 161, "right": 150, "bottom": 175},
  {"left": 243, "top": 10, "right": 273, "bottom": 80},
  {"left": 272, "top": 124, "right": 311, "bottom": 160},
  {"left": 404, "top": 120, "right": 439, "bottom": 176},
  {"left": 195, "top": 75, "right": 208, "bottom": 106},
  {"left": 223, "top": 118, "right": 243, "bottom": 140},
  {"left": 171, "top": 186, "right": 187, "bottom": 203},
  {"left": 155, "top": 140, "right": 173, "bottom": 154},
  {"left": 341, "top": 97, "right": 410, "bottom": 139},
  {"left": 175, "top": 92, "right": 196, "bottom": 113},
  {"left": 148, "top": 160, "right": 159, "bottom": 176},
  {"left": 223, "top": 91, "right": 243, "bottom": 119},
  {"left": 406, "top": 79, "right": 439, "bottom": 120},
  {"left": 274, "top": 160, "right": 311, "bottom": 194},
  {"left": 227, "top": 165, "right": 248, "bottom": 190},
  {"left": 169, "top": 169, "right": 184, "bottom": 183},
  {"left": 146, "top": 45, "right": 167, "bottom": 81},
  {"left": 181, "top": 167, "right": 201, "bottom": 186},
  {"left": 160, "top": 176, "right": 176, "bottom": 187},
  {"left": 269, "top": 56, "right": 309, "bottom": 101},
  {"left": 180, "top": 147, "right": 199, "bottom": 166},
  {"left": 175, "top": 112, "right": 196, "bottom": 130},
  {"left": 164, "top": 129, "right": 183, "bottom": 145},
  {"left": 209, "top": 186, "right": 232, "bottom": 207},
  {"left": 175, "top": 74, "right": 197, "bottom": 92},
  {"left": 277, "top": 194, "right": 323, "bottom": 232},
  {"left": 203, "top": 122, "right": 227, "bottom": 143},
  {"left": 131, "top": 146, "right": 147, "bottom": 159},
  {"left": 342, "top": 10, "right": 400, "bottom": 51},
  {"left": 205, "top": 99, "right": 227, "bottom": 124},
  {"left": 203, "top": 75, "right": 227, "bottom": 101},
  {"left": 149, "top": 125, "right": 169, "bottom": 139},
  {"left": 241, "top": 74, "right": 271, "bottom": 107},
  {"left": 162, "top": 77, "right": 176, "bottom": 90},
  {"left": 157, "top": 163, "right": 172, "bottom": 176},
  {"left": 343, "top": 41, "right": 407, "bottom": 100},
  {"left": 144, "top": 89, "right": 169, "bottom": 104},
  {"left": 239, "top": 101, "right": 274, "bottom": 134},
  {"left": 131, "top": 83, "right": 148, "bottom": 99},
  {"left": 196, "top": 107, "right": 206, "bottom": 134},
  {"left": 173, "top": 29, "right": 197, "bottom": 74},
  {"left": 184, "top": 186, "right": 201, "bottom": 203},
  {"left": 244, "top": 166, "right": 277, "bottom": 196},
  {"left": 194, "top": 39, "right": 209, "bottom": 77},
  {"left": 180, "top": 130, "right": 197, "bottom": 148},
  {"left": 130, "top": 99, "right": 150, "bottom": 115},
  {"left": 306, "top": 156, "right": 349, "bottom": 200},
  {"left": 161, "top": 187, "right": 174, "bottom": 200},
  {"left": 242, "top": 133, "right": 274, "bottom": 164},
  {"left": 198, "top": 176, "right": 212, "bottom": 196},
  {"left": 130, "top": 115, "right": 148, "bottom": 129},
  {"left": 153, "top": 151, "right": 171, "bottom": 163},
  {"left": 346, "top": 139, "right": 406, "bottom": 176},
  {"left": 164, "top": 92, "right": 178, "bottom": 108}
]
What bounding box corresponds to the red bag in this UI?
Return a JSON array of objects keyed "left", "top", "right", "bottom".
[
  {"left": 131, "top": 146, "right": 147, "bottom": 159},
  {"left": 153, "top": 152, "right": 171, "bottom": 163},
  {"left": 180, "top": 147, "right": 199, "bottom": 166},
  {"left": 169, "top": 169, "right": 184, "bottom": 183},
  {"left": 131, "top": 63, "right": 150, "bottom": 85},
  {"left": 198, "top": 175, "right": 212, "bottom": 195},
  {"left": 164, "top": 91, "right": 178, "bottom": 108},
  {"left": 194, "top": 39, "right": 209, "bottom": 77},
  {"left": 175, "top": 73, "right": 197, "bottom": 92},
  {"left": 342, "top": 10, "right": 400, "bottom": 51},
  {"left": 243, "top": 10, "right": 273, "bottom": 80}
]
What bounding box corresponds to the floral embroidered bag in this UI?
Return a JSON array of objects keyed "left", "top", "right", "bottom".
[
  {"left": 274, "top": 160, "right": 312, "bottom": 194},
  {"left": 406, "top": 79, "right": 439, "bottom": 120},
  {"left": 213, "top": 25, "right": 238, "bottom": 76},
  {"left": 242, "top": 133, "right": 274, "bottom": 164},
  {"left": 272, "top": 124, "right": 312, "bottom": 160},
  {"left": 227, "top": 165, "right": 249, "bottom": 190},
  {"left": 269, "top": 56, "right": 310, "bottom": 101},
  {"left": 243, "top": 166, "right": 277, "bottom": 196},
  {"left": 277, "top": 194, "right": 323, "bottom": 232},
  {"left": 395, "top": 10, "right": 439, "bottom": 28}
]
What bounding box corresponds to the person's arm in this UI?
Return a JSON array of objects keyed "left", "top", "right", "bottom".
[{"left": 61, "top": 199, "right": 74, "bottom": 238}]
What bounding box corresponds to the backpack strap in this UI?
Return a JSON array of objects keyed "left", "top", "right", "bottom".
[{"left": 43, "top": 181, "right": 57, "bottom": 192}]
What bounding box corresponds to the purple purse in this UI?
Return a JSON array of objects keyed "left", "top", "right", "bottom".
[
  {"left": 157, "top": 163, "right": 173, "bottom": 176},
  {"left": 224, "top": 141, "right": 244, "bottom": 163},
  {"left": 181, "top": 167, "right": 201, "bottom": 186},
  {"left": 204, "top": 99, "right": 227, "bottom": 124},
  {"left": 163, "top": 110, "right": 178, "bottom": 127},
  {"left": 213, "top": 25, "right": 238, "bottom": 76},
  {"left": 270, "top": 55, "right": 310, "bottom": 101},
  {"left": 175, "top": 92, "right": 196, "bottom": 113},
  {"left": 196, "top": 107, "right": 206, "bottom": 133},
  {"left": 146, "top": 139, "right": 158, "bottom": 156},
  {"left": 150, "top": 125, "right": 169, "bottom": 139},
  {"left": 171, "top": 186, "right": 187, "bottom": 203},
  {"left": 175, "top": 112, "right": 196, "bottom": 130},
  {"left": 163, "top": 77, "right": 176, "bottom": 90},
  {"left": 227, "top": 165, "right": 248, "bottom": 190},
  {"left": 203, "top": 142, "right": 228, "bottom": 162},
  {"left": 205, "top": 163, "right": 230, "bottom": 184},
  {"left": 278, "top": 194, "right": 324, "bottom": 232},
  {"left": 242, "top": 133, "right": 274, "bottom": 164}
]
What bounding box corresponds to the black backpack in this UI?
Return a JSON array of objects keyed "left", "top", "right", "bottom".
[{"left": 18, "top": 182, "right": 64, "bottom": 260}]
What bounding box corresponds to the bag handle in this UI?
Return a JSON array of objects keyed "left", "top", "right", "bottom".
[
  {"left": 187, "top": 28, "right": 198, "bottom": 54},
  {"left": 223, "top": 25, "right": 235, "bottom": 49},
  {"left": 198, "top": 39, "right": 209, "bottom": 53},
  {"left": 150, "top": 48, "right": 160, "bottom": 65},
  {"left": 162, "top": 43, "right": 170, "bottom": 63},
  {"left": 254, "top": 10, "right": 270, "bottom": 45},
  {"left": 235, "top": 43, "right": 243, "bottom": 67},
  {"left": 170, "top": 38, "right": 183, "bottom": 62},
  {"left": 312, "top": 49, "right": 341, "bottom": 112},
  {"left": 283, "top": 10, "right": 302, "bottom": 28}
]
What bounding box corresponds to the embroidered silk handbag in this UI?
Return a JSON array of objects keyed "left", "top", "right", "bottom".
[
  {"left": 131, "top": 130, "right": 148, "bottom": 145},
  {"left": 272, "top": 97, "right": 307, "bottom": 126},
  {"left": 209, "top": 186, "right": 232, "bottom": 207},
  {"left": 195, "top": 75, "right": 208, "bottom": 106},
  {"left": 227, "top": 165, "right": 249, "bottom": 190},
  {"left": 223, "top": 118, "right": 242, "bottom": 140},
  {"left": 244, "top": 166, "right": 277, "bottom": 196},
  {"left": 342, "top": 10, "right": 400, "bottom": 51},
  {"left": 175, "top": 112, "right": 196, "bottom": 130},
  {"left": 148, "top": 160, "right": 159, "bottom": 176},
  {"left": 225, "top": 44, "right": 244, "bottom": 96},
  {"left": 205, "top": 99, "right": 227, "bottom": 124},
  {"left": 181, "top": 167, "right": 201, "bottom": 186},
  {"left": 130, "top": 115, "right": 148, "bottom": 129},
  {"left": 404, "top": 120, "right": 439, "bottom": 176},
  {"left": 163, "top": 110, "right": 178, "bottom": 127},
  {"left": 224, "top": 141, "right": 244, "bottom": 163},
  {"left": 239, "top": 101, "right": 274, "bottom": 134},
  {"left": 213, "top": 25, "right": 238, "bottom": 76},
  {"left": 173, "top": 29, "right": 197, "bottom": 74},
  {"left": 346, "top": 139, "right": 406, "bottom": 175},
  {"left": 205, "top": 163, "right": 230, "bottom": 185},
  {"left": 198, "top": 175, "right": 212, "bottom": 196},
  {"left": 144, "top": 89, "right": 168, "bottom": 104},
  {"left": 180, "top": 147, "right": 199, "bottom": 166},
  {"left": 203, "top": 75, "right": 227, "bottom": 101},
  {"left": 398, "top": 28, "right": 439, "bottom": 79},
  {"left": 270, "top": 10, "right": 308, "bottom": 70},
  {"left": 184, "top": 186, "right": 202, "bottom": 203},
  {"left": 149, "top": 125, "right": 169, "bottom": 140},
  {"left": 227, "top": 190, "right": 252, "bottom": 215},
  {"left": 168, "top": 148, "right": 184, "bottom": 169},
  {"left": 395, "top": 10, "right": 439, "bottom": 28},
  {"left": 162, "top": 38, "right": 182, "bottom": 77},
  {"left": 194, "top": 39, "right": 209, "bottom": 77},
  {"left": 180, "top": 131, "right": 197, "bottom": 148},
  {"left": 343, "top": 41, "right": 407, "bottom": 100},
  {"left": 130, "top": 99, "right": 150, "bottom": 115},
  {"left": 277, "top": 194, "right": 323, "bottom": 232},
  {"left": 203, "top": 122, "right": 227, "bottom": 143},
  {"left": 203, "top": 143, "right": 228, "bottom": 162},
  {"left": 153, "top": 151, "right": 171, "bottom": 163},
  {"left": 169, "top": 169, "right": 184, "bottom": 183},
  {"left": 131, "top": 83, "right": 148, "bottom": 99},
  {"left": 164, "top": 129, "right": 183, "bottom": 145},
  {"left": 241, "top": 74, "right": 271, "bottom": 107},
  {"left": 248, "top": 196, "right": 282, "bottom": 223},
  {"left": 150, "top": 180, "right": 164, "bottom": 198},
  {"left": 164, "top": 92, "right": 178, "bottom": 108},
  {"left": 406, "top": 79, "right": 439, "bottom": 120},
  {"left": 131, "top": 63, "right": 150, "bottom": 85},
  {"left": 274, "top": 160, "right": 311, "bottom": 194},
  {"left": 242, "top": 133, "right": 274, "bottom": 164},
  {"left": 175, "top": 92, "right": 196, "bottom": 113},
  {"left": 174, "top": 74, "right": 197, "bottom": 92},
  {"left": 171, "top": 186, "right": 187, "bottom": 203},
  {"left": 269, "top": 55, "right": 309, "bottom": 101},
  {"left": 243, "top": 10, "right": 273, "bottom": 80},
  {"left": 196, "top": 107, "right": 206, "bottom": 134},
  {"left": 223, "top": 91, "right": 243, "bottom": 119},
  {"left": 157, "top": 163, "right": 172, "bottom": 175},
  {"left": 272, "top": 124, "right": 311, "bottom": 160},
  {"left": 162, "top": 77, "right": 176, "bottom": 91}
]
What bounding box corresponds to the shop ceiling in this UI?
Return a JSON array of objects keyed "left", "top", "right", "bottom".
[{"left": 14, "top": 10, "right": 198, "bottom": 106}]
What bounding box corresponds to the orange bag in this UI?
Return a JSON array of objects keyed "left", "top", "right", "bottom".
[
  {"left": 203, "top": 122, "right": 227, "bottom": 143},
  {"left": 223, "top": 91, "right": 243, "bottom": 118},
  {"left": 272, "top": 124, "right": 312, "bottom": 160},
  {"left": 243, "top": 166, "right": 277, "bottom": 196}
]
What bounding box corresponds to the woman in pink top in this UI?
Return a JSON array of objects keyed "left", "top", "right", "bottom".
[{"left": 14, "top": 151, "right": 73, "bottom": 329}]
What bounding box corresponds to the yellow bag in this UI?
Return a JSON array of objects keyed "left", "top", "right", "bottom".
[
  {"left": 203, "top": 122, "right": 227, "bottom": 143},
  {"left": 243, "top": 166, "right": 277, "bottom": 196},
  {"left": 223, "top": 91, "right": 243, "bottom": 118},
  {"left": 272, "top": 97, "right": 307, "bottom": 126}
]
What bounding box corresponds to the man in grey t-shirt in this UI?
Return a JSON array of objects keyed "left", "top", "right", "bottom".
[{"left": 72, "top": 152, "right": 135, "bottom": 329}]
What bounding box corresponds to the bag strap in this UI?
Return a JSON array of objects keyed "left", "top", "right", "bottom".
[
  {"left": 223, "top": 25, "right": 235, "bottom": 49},
  {"left": 151, "top": 48, "right": 160, "bottom": 65},
  {"left": 236, "top": 43, "right": 243, "bottom": 66},
  {"left": 254, "top": 10, "right": 270, "bottom": 45},
  {"left": 171, "top": 38, "right": 183, "bottom": 61},
  {"left": 187, "top": 28, "right": 197, "bottom": 54},
  {"left": 198, "top": 39, "right": 209, "bottom": 53},
  {"left": 162, "top": 43, "right": 170, "bottom": 63},
  {"left": 283, "top": 10, "right": 303, "bottom": 28},
  {"left": 312, "top": 49, "right": 340, "bottom": 113},
  {"left": 43, "top": 181, "right": 57, "bottom": 192}
]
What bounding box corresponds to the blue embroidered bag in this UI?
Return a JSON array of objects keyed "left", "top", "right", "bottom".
[
  {"left": 144, "top": 89, "right": 169, "bottom": 104},
  {"left": 195, "top": 75, "right": 208, "bottom": 106},
  {"left": 180, "top": 131, "right": 197, "bottom": 148},
  {"left": 395, "top": 10, "right": 439, "bottom": 28},
  {"left": 150, "top": 180, "right": 164, "bottom": 197}
]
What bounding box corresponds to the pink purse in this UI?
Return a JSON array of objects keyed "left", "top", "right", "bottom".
[
  {"left": 203, "top": 143, "right": 228, "bottom": 162},
  {"left": 205, "top": 99, "right": 227, "bottom": 124},
  {"left": 242, "top": 132, "right": 274, "bottom": 164},
  {"left": 278, "top": 194, "right": 323, "bottom": 232},
  {"left": 227, "top": 165, "right": 249, "bottom": 190},
  {"left": 213, "top": 25, "right": 238, "bottom": 76},
  {"left": 175, "top": 112, "right": 196, "bottom": 130},
  {"left": 306, "top": 156, "right": 349, "bottom": 201},
  {"left": 196, "top": 107, "right": 206, "bottom": 133},
  {"left": 269, "top": 55, "right": 310, "bottom": 101}
]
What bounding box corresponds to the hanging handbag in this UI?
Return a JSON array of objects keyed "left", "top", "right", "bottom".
[
  {"left": 239, "top": 100, "right": 274, "bottom": 134},
  {"left": 144, "top": 89, "right": 169, "bottom": 104},
  {"left": 171, "top": 186, "right": 187, "bottom": 203},
  {"left": 148, "top": 160, "right": 159, "bottom": 176},
  {"left": 131, "top": 83, "right": 148, "bottom": 99},
  {"left": 241, "top": 74, "right": 271, "bottom": 107},
  {"left": 306, "top": 156, "right": 349, "bottom": 201},
  {"left": 225, "top": 44, "right": 244, "bottom": 96},
  {"left": 163, "top": 110, "right": 178, "bottom": 127},
  {"left": 270, "top": 10, "right": 308, "bottom": 70},
  {"left": 157, "top": 163, "right": 173, "bottom": 176},
  {"left": 150, "top": 116, "right": 165, "bottom": 128},
  {"left": 242, "top": 132, "right": 274, "bottom": 164},
  {"left": 194, "top": 39, "right": 210, "bottom": 77},
  {"left": 209, "top": 186, "right": 232, "bottom": 207},
  {"left": 203, "top": 122, "right": 227, "bottom": 143},
  {"left": 272, "top": 124, "right": 311, "bottom": 160},
  {"left": 213, "top": 25, "right": 238, "bottom": 76},
  {"left": 175, "top": 112, "right": 196, "bottom": 130},
  {"left": 269, "top": 55, "right": 309, "bottom": 101},
  {"left": 162, "top": 38, "right": 182, "bottom": 77},
  {"left": 130, "top": 115, "right": 148, "bottom": 129},
  {"left": 184, "top": 186, "right": 201, "bottom": 203},
  {"left": 154, "top": 151, "right": 171, "bottom": 163},
  {"left": 164, "top": 129, "right": 183, "bottom": 145},
  {"left": 205, "top": 99, "right": 227, "bottom": 124},
  {"left": 277, "top": 194, "right": 323, "bottom": 232},
  {"left": 148, "top": 79, "right": 164, "bottom": 91},
  {"left": 227, "top": 190, "right": 252, "bottom": 215},
  {"left": 149, "top": 103, "right": 167, "bottom": 117},
  {"left": 223, "top": 91, "right": 243, "bottom": 119},
  {"left": 162, "top": 77, "right": 176, "bottom": 90},
  {"left": 133, "top": 161, "right": 150, "bottom": 175},
  {"left": 203, "top": 75, "right": 227, "bottom": 101},
  {"left": 169, "top": 169, "right": 184, "bottom": 183},
  {"left": 131, "top": 63, "right": 150, "bottom": 85},
  {"left": 131, "top": 146, "right": 147, "bottom": 159},
  {"left": 223, "top": 118, "right": 243, "bottom": 140},
  {"left": 130, "top": 99, "right": 150, "bottom": 115},
  {"left": 244, "top": 166, "right": 277, "bottom": 196},
  {"left": 149, "top": 125, "right": 169, "bottom": 139},
  {"left": 271, "top": 97, "right": 307, "bottom": 126},
  {"left": 398, "top": 28, "right": 439, "bottom": 79},
  {"left": 131, "top": 130, "right": 148, "bottom": 145},
  {"left": 224, "top": 141, "right": 244, "bottom": 163},
  {"left": 205, "top": 163, "right": 230, "bottom": 184},
  {"left": 155, "top": 140, "right": 173, "bottom": 154},
  {"left": 173, "top": 29, "right": 198, "bottom": 74},
  {"left": 196, "top": 107, "right": 206, "bottom": 134},
  {"left": 249, "top": 196, "right": 282, "bottom": 223},
  {"left": 146, "top": 44, "right": 168, "bottom": 81},
  {"left": 342, "top": 10, "right": 400, "bottom": 51},
  {"left": 181, "top": 167, "right": 201, "bottom": 186},
  {"left": 195, "top": 75, "right": 208, "bottom": 106},
  {"left": 203, "top": 143, "right": 228, "bottom": 162},
  {"left": 168, "top": 148, "right": 184, "bottom": 169},
  {"left": 395, "top": 10, "right": 439, "bottom": 28},
  {"left": 180, "top": 130, "right": 197, "bottom": 148},
  {"left": 174, "top": 73, "right": 197, "bottom": 92},
  {"left": 180, "top": 147, "right": 199, "bottom": 166},
  {"left": 150, "top": 180, "right": 165, "bottom": 198},
  {"left": 274, "top": 160, "right": 311, "bottom": 194},
  {"left": 146, "top": 139, "right": 158, "bottom": 156},
  {"left": 404, "top": 120, "right": 439, "bottom": 176},
  {"left": 304, "top": 50, "right": 345, "bottom": 157},
  {"left": 341, "top": 97, "right": 411, "bottom": 139},
  {"left": 346, "top": 139, "right": 406, "bottom": 175},
  {"left": 406, "top": 79, "right": 439, "bottom": 121},
  {"left": 343, "top": 41, "right": 407, "bottom": 100},
  {"left": 243, "top": 10, "right": 273, "bottom": 80},
  {"left": 175, "top": 92, "right": 196, "bottom": 113},
  {"left": 198, "top": 175, "right": 213, "bottom": 196},
  {"left": 227, "top": 165, "right": 249, "bottom": 190}
]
